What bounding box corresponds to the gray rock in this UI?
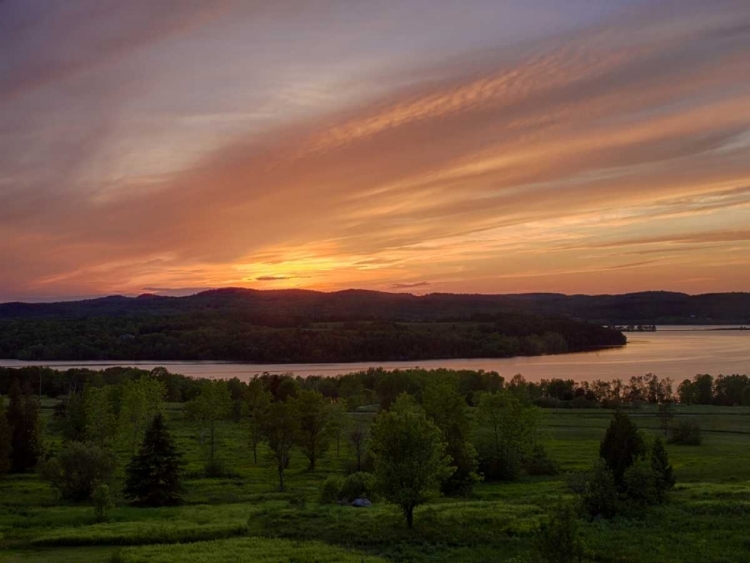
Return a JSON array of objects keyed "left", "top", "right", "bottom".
[{"left": 351, "top": 498, "right": 372, "bottom": 508}]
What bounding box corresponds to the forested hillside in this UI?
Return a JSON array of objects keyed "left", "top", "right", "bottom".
[{"left": 0, "top": 289, "right": 629, "bottom": 361}]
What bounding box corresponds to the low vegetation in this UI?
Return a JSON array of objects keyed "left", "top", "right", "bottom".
[{"left": 0, "top": 366, "right": 749, "bottom": 562}]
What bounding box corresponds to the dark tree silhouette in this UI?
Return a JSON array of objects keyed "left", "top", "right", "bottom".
[
  {"left": 0, "top": 396, "right": 11, "bottom": 475},
  {"left": 124, "top": 413, "right": 184, "bottom": 506},
  {"left": 7, "top": 379, "right": 42, "bottom": 473},
  {"left": 599, "top": 410, "right": 645, "bottom": 488},
  {"left": 650, "top": 437, "right": 675, "bottom": 501}
]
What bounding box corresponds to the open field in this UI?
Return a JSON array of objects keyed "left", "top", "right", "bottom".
[{"left": 2, "top": 403, "right": 750, "bottom": 562}]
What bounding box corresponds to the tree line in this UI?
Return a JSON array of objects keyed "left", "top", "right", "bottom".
[{"left": 0, "top": 311, "right": 625, "bottom": 362}]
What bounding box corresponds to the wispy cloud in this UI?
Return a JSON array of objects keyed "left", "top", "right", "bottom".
[{"left": 1, "top": 1, "right": 749, "bottom": 300}]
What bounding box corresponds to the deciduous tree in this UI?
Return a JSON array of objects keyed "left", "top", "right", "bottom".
[
  {"left": 292, "top": 390, "right": 333, "bottom": 470},
  {"left": 369, "top": 394, "right": 454, "bottom": 528},
  {"left": 187, "top": 380, "right": 232, "bottom": 474},
  {"left": 263, "top": 401, "right": 299, "bottom": 491}
]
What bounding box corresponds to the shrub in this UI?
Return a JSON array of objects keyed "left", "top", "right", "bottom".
[
  {"left": 622, "top": 459, "right": 660, "bottom": 510},
  {"left": 340, "top": 472, "right": 376, "bottom": 502},
  {"left": 92, "top": 482, "right": 114, "bottom": 523},
  {"left": 535, "top": 500, "right": 585, "bottom": 563},
  {"left": 668, "top": 419, "right": 702, "bottom": 445},
  {"left": 523, "top": 445, "right": 560, "bottom": 476},
  {"left": 569, "top": 459, "right": 619, "bottom": 519},
  {"left": 478, "top": 449, "right": 522, "bottom": 481},
  {"left": 39, "top": 441, "right": 117, "bottom": 501},
  {"left": 319, "top": 475, "right": 345, "bottom": 504}
]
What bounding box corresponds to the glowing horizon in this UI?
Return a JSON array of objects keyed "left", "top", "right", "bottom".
[{"left": 1, "top": 0, "right": 750, "bottom": 302}]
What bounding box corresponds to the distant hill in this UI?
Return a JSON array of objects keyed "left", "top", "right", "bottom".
[
  {"left": 0, "top": 288, "right": 651, "bottom": 362},
  {"left": 2, "top": 288, "right": 749, "bottom": 324}
]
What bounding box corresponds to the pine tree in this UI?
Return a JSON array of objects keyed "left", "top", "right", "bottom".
[
  {"left": 124, "top": 413, "right": 183, "bottom": 506},
  {"left": 7, "top": 379, "right": 42, "bottom": 473},
  {"left": 0, "top": 396, "right": 12, "bottom": 475}
]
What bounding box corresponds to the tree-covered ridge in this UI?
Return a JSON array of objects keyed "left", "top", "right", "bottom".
[{"left": 0, "top": 312, "right": 625, "bottom": 362}]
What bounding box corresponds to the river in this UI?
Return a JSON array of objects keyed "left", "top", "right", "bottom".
[{"left": 0, "top": 326, "right": 747, "bottom": 383}]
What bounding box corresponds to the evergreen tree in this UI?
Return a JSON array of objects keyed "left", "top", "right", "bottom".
[
  {"left": 599, "top": 410, "right": 645, "bottom": 488},
  {"left": 650, "top": 437, "right": 675, "bottom": 502},
  {"left": 0, "top": 396, "right": 11, "bottom": 475},
  {"left": 8, "top": 379, "right": 42, "bottom": 473},
  {"left": 124, "top": 413, "right": 183, "bottom": 506}
]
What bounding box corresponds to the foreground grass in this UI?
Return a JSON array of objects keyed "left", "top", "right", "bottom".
[
  {"left": 2, "top": 404, "right": 750, "bottom": 562},
  {"left": 112, "top": 537, "right": 387, "bottom": 563}
]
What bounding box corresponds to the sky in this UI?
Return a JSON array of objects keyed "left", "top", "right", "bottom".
[{"left": 1, "top": 0, "right": 750, "bottom": 302}]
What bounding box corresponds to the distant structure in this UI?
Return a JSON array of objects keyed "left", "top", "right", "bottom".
[{"left": 608, "top": 325, "right": 657, "bottom": 332}]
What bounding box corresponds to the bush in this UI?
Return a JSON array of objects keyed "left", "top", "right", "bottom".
[
  {"left": 39, "top": 441, "right": 117, "bottom": 501},
  {"left": 668, "top": 419, "right": 702, "bottom": 445},
  {"left": 340, "top": 472, "right": 376, "bottom": 502},
  {"left": 523, "top": 445, "right": 560, "bottom": 476},
  {"left": 92, "top": 482, "right": 114, "bottom": 523},
  {"left": 319, "top": 475, "right": 345, "bottom": 504},
  {"left": 478, "top": 449, "right": 522, "bottom": 482},
  {"left": 319, "top": 472, "right": 376, "bottom": 504},
  {"left": 535, "top": 500, "right": 585, "bottom": 563},
  {"left": 569, "top": 459, "right": 619, "bottom": 519},
  {"left": 622, "top": 459, "right": 660, "bottom": 510}
]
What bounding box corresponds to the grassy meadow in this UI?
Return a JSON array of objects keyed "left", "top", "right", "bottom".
[{"left": 2, "top": 400, "right": 750, "bottom": 562}]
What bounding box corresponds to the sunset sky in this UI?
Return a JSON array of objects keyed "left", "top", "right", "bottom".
[{"left": 2, "top": 0, "right": 750, "bottom": 302}]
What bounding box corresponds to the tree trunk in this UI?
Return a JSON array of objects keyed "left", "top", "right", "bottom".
[
  {"left": 406, "top": 506, "right": 414, "bottom": 529},
  {"left": 278, "top": 463, "right": 285, "bottom": 492}
]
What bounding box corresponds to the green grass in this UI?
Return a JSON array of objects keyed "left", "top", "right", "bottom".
[
  {"left": 111, "top": 537, "right": 387, "bottom": 563},
  {"left": 2, "top": 403, "right": 750, "bottom": 562}
]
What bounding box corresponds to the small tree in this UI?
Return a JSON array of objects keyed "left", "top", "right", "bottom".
[
  {"left": 187, "top": 380, "right": 232, "bottom": 475},
  {"left": 53, "top": 392, "right": 87, "bottom": 442},
  {"left": 349, "top": 425, "right": 367, "bottom": 473},
  {"left": 84, "top": 385, "right": 118, "bottom": 447},
  {"left": 244, "top": 380, "right": 271, "bottom": 465},
  {"left": 118, "top": 376, "right": 166, "bottom": 455},
  {"left": 657, "top": 402, "right": 675, "bottom": 437},
  {"left": 40, "top": 441, "right": 117, "bottom": 501},
  {"left": 369, "top": 394, "right": 454, "bottom": 528},
  {"left": 668, "top": 418, "right": 702, "bottom": 446},
  {"left": 124, "top": 413, "right": 183, "bottom": 506},
  {"left": 650, "top": 437, "right": 675, "bottom": 501},
  {"left": 292, "top": 390, "right": 333, "bottom": 470},
  {"left": 475, "top": 391, "right": 540, "bottom": 481},
  {"left": 327, "top": 400, "right": 349, "bottom": 458},
  {"left": 599, "top": 410, "right": 645, "bottom": 488},
  {"left": 0, "top": 396, "right": 12, "bottom": 475},
  {"left": 263, "top": 401, "right": 299, "bottom": 491},
  {"left": 92, "top": 482, "right": 115, "bottom": 523}
]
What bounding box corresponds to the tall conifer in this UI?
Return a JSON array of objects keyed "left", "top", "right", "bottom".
[{"left": 124, "top": 413, "right": 183, "bottom": 506}]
